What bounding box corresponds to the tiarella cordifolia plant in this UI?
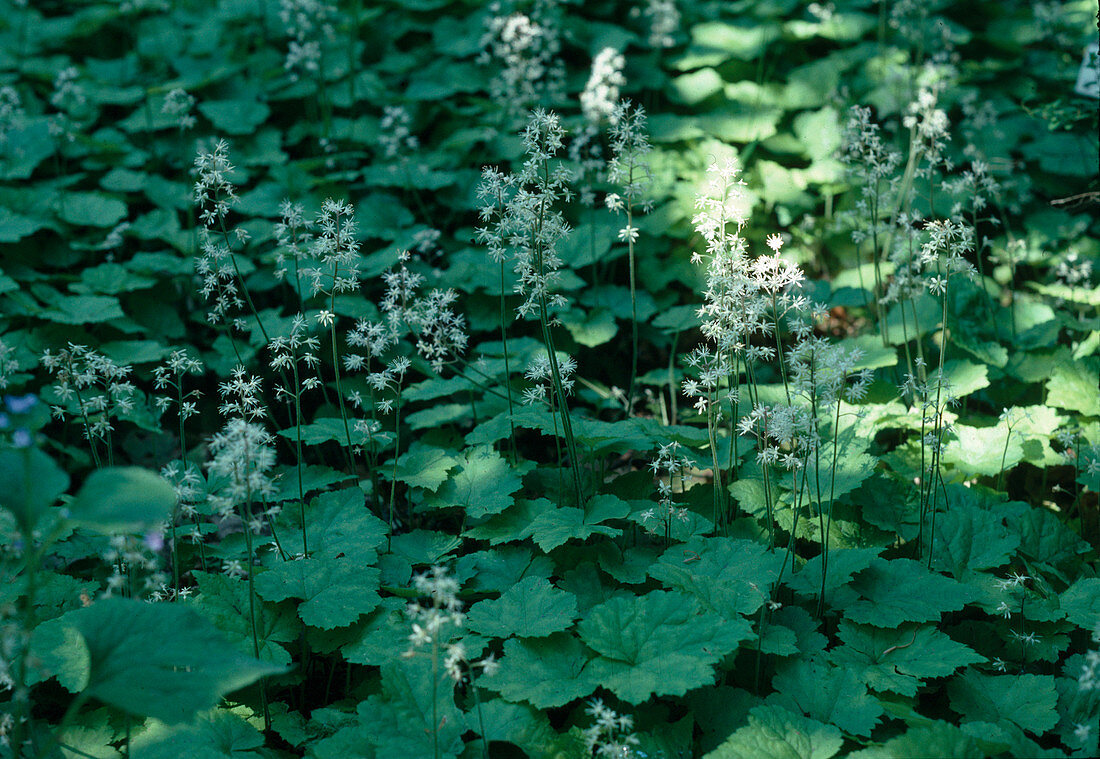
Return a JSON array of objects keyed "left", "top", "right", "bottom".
[
  {"left": 479, "top": 0, "right": 565, "bottom": 117},
  {"left": 40, "top": 345, "right": 135, "bottom": 468},
  {"left": 4, "top": 1, "right": 1099, "bottom": 757},
  {"left": 606, "top": 99, "right": 653, "bottom": 410}
]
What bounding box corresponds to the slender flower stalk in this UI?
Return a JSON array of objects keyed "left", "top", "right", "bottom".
[{"left": 606, "top": 100, "right": 653, "bottom": 414}]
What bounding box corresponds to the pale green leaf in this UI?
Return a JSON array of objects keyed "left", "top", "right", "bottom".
[{"left": 705, "top": 704, "right": 842, "bottom": 759}]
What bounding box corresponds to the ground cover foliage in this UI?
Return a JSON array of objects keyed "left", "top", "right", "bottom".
[{"left": 0, "top": 0, "right": 1098, "bottom": 756}]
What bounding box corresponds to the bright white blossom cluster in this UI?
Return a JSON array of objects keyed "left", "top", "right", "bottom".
[
  {"left": 637, "top": 0, "right": 680, "bottom": 49},
  {"left": 307, "top": 199, "right": 362, "bottom": 299},
  {"left": 523, "top": 351, "right": 577, "bottom": 406},
  {"left": 279, "top": 0, "right": 335, "bottom": 80},
  {"left": 403, "top": 566, "right": 498, "bottom": 682},
  {"left": 41, "top": 344, "right": 135, "bottom": 444},
  {"left": 582, "top": 698, "right": 640, "bottom": 757},
  {"left": 581, "top": 48, "right": 626, "bottom": 124},
  {"left": 206, "top": 368, "right": 278, "bottom": 535},
  {"left": 477, "top": 110, "right": 575, "bottom": 320},
  {"left": 479, "top": 0, "right": 565, "bottom": 114},
  {"left": 193, "top": 140, "right": 253, "bottom": 327}
]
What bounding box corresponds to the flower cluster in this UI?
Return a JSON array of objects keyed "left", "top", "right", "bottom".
[
  {"left": 379, "top": 105, "right": 419, "bottom": 160},
  {"left": 206, "top": 416, "right": 277, "bottom": 526},
  {"left": 642, "top": 441, "right": 694, "bottom": 533},
  {"left": 279, "top": 0, "right": 335, "bottom": 80},
  {"left": 478, "top": 0, "right": 565, "bottom": 114},
  {"left": 306, "top": 199, "right": 362, "bottom": 298},
  {"left": 580, "top": 48, "right": 626, "bottom": 125},
  {"left": 523, "top": 351, "right": 577, "bottom": 406},
  {"left": 161, "top": 87, "right": 196, "bottom": 131},
  {"left": 193, "top": 140, "right": 250, "bottom": 326},
  {"left": 0, "top": 85, "right": 24, "bottom": 147},
  {"left": 153, "top": 349, "right": 204, "bottom": 420},
  {"left": 403, "top": 566, "right": 498, "bottom": 682},
  {"left": 269, "top": 315, "right": 323, "bottom": 402},
  {"left": 638, "top": 0, "right": 680, "bottom": 49},
  {"left": 582, "top": 698, "right": 640, "bottom": 757},
  {"left": 103, "top": 533, "right": 167, "bottom": 599},
  {"left": 41, "top": 344, "right": 135, "bottom": 444}
]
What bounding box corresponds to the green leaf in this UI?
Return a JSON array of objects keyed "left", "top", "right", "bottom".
[
  {"left": 357, "top": 658, "right": 465, "bottom": 758},
  {"left": 67, "top": 467, "right": 175, "bottom": 533},
  {"left": 0, "top": 206, "right": 49, "bottom": 242},
  {"left": 770, "top": 657, "right": 883, "bottom": 737},
  {"left": 36, "top": 598, "right": 284, "bottom": 724},
  {"left": 426, "top": 445, "right": 522, "bottom": 518},
  {"left": 845, "top": 558, "right": 975, "bottom": 627},
  {"left": 559, "top": 307, "right": 618, "bottom": 347},
  {"left": 42, "top": 294, "right": 125, "bottom": 324},
  {"left": 785, "top": 547, "right": 881, "bottom": 608},
  {"left": 473, "top": 699, "right": 556, "bottom": 758},
  {"left": 1047, "top": 359, "right": 1100, "bottom": 416},
  {"left": 650, "top": 537, "right": 784, "bottom": 618},
  {"left": 190, "top": 571, "right": 297, "bottom": 667},
  {"left": 391, "top": 443, "right": 459, "bottom": 492},
  {"left": 930, "top": 488, "right": 1020, "bottom": 578},
  {"left": 197, "top": 99, "right": 270, "bottom": 135},
  {"left": 481, "top": 632, "right": 596, "bottom": 709},
  {"left": 59, "top": 192, "right": 127, "bottom": 228},
  {"left": 847, "top": 721, "right": 1006, "bottom": 759},
  {"left": 1059, "top": 577, "right": 1100, "bottom": 630},
  {"left": 277, "top": 418, "right": 361, "bottom": 447},
  {"left": 288, "top": 488, "right": 388, "bottom": 559},
  {"left": 579, "top": 591, "right": 751, "bottom": 703},
  {"left": 669, "top": 68, "right": 724, "bottom": 105},
  {"left": 704, "top": 704, "right": 842, "bottom": 759},
  {"left": 0, "top": 446, "right": 69, "bottom": 530},
  {"left": 527, "top": 495, "right": 630, "bottom": 551},
  {"left": 130, "top": 709, "right": 265, "bottom": 759},
  {"left": 255, "top": 556, "right": 381, "bottom": 629},
  {"left": 466, "top": 576, "right": 577, "bottom": 639},
  {"left": 946, "top": 670, "right": 1058, "bottom": 734},
  {"left": 464, "top": 498, "right": 554, "bottom": 545},
  {"left": 942, "top": 424, "right": 1022, "bottom": 477},
  {"left": 829, "top": 621, "right": 985, "bottom": 696}
]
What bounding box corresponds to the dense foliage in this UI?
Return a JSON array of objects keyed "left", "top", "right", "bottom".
[{"left": 1, "top": 0, "right": 1098, "bottom": 756}]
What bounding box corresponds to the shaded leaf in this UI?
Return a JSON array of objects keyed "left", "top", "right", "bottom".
[{"left": 466, "top": 576, "right": 577, "bottom": 639}]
